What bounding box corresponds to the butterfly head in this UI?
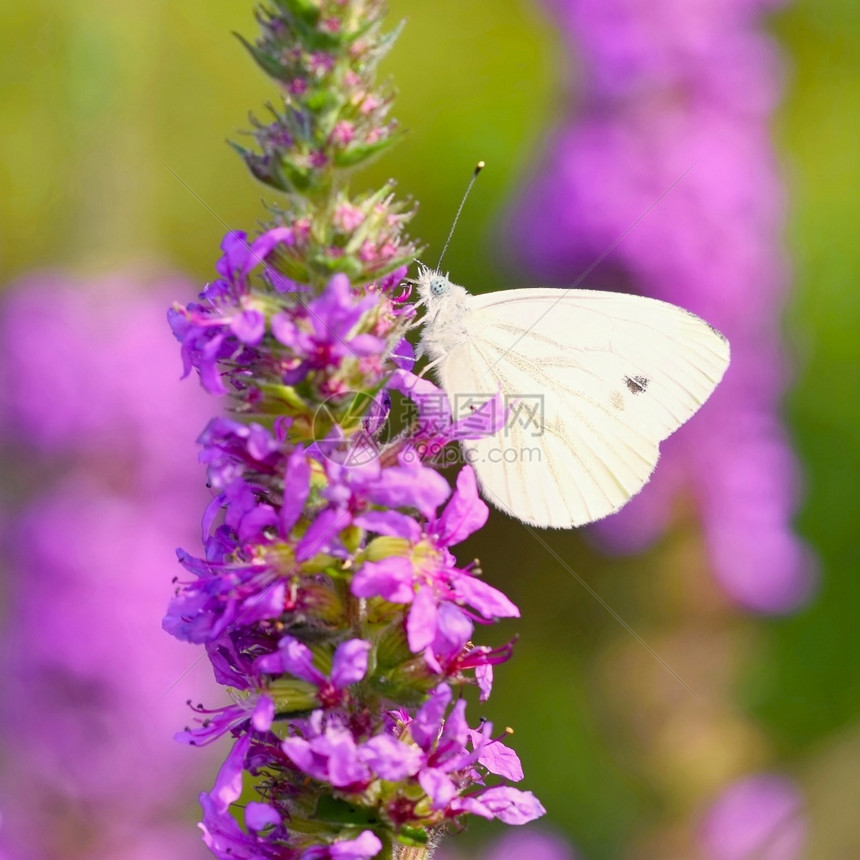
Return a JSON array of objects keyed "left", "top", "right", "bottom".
[
  {"left": 429, "top": 275, "right": 449, "bottom": 297},
  {"left": 415, "top": 266, "right": 464, "bottom": 309}
]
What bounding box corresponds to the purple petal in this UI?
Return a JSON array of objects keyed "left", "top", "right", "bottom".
[
  {"left": 432, "top": 603, "right": 473, "bottom": 656},
  {"left": 246, "top": 422, "right": 280, "bottom": 458},
  {"left": 329, "top": 831, "right": 383, "bottom": 860},
  {"left": 247, "top": 227, "right": 294, "bottom": 272},
  {"left": 331, "top": 639, "right": 371, "bottom": 688},
  {"left": 217, "top": 231, "right": 250, "bottom": 280},
  {"left": 282, "top": 737, "right": 320, "bottom": 779},
  {"left": 230, "top": 309, "right": 266, "bottom": 345},
  {"left": 209, "top": 734, "right": 250, "bottom": 813},
  {"left": 436, "top": 700, "right": 471, "bottom": 773},
  {"left": 251, "top": 695, "right": 275, "bottom": 732},
  {"left": 390, "top": 337, "right": 415, "bottom": 371},
  {"left": 477, "top": 787, "right": 546, "bottom": 825},
  {"left": 407, "top": 586, "right": 438, "bottom": 653},
  {"left": 476, "top": 664, "right": 494, "bottom": 702},
  {"left": 199, "top": 333, "right": 228, "bottom": 394},
  {"left": 245, "top": 801, "right": 280, "bottom": 832},
  {"left": 324, "top": 732, "right": 369, "bottom": 788},
  {"left": 359, "top": 735, "right": 423, "bottom": 780},
  {"left": 454, "top": 575, "right": 520, "bottom": 619},
  {"left": 351, "top": 557, "right": 414, "bottom": 603},
  {"left": 450, "top": 795, "right": 493, "bottom": 820},
  {"left": 237, "top": 503, "right": 279, "bottom": 543},
  {"left": 476, "top": 738, "right": 524, "bottom": 782},
  {"left": 412, "top": 684, "right": 452, "bottom": 749},
  {"left": 282, "top": 449, "right": 311, "bottom": 534},
  {"left": 452, "top": 391, "right": 507, "bottom": 439},
  {"left": 237, "top": 581, "right": 285, "bottom": 627},
  {"left": 419, "top": 766, "right": 457, "bottom": 809},
  {"left": 276, "top": 636, "right": 325, "bottom": 685},
  {"left": 296, "top": 506, "right": 349, "bottom": 561},
  {"left": 350, "top": 332, "right": 386, "bottom": 355},
  {"left": 368, "top": 462, "right": 451, "bottom": 517},
  {"left": 270, "top": 311, "right": 301, "bottom": 347},
  {"left": 200, "top": 792, "right": 261, "bottom": 859},
  {"left": 201, "top": 493, "right": 225, "bottom": 542},
  {"left": 353, "top": 510, "right": 421, "bottom": 541},
  {"left": 434, "top": 466, "right": 489, "bottom": 546}
]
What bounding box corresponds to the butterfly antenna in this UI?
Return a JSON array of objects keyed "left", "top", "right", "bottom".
[{"left": 436, "top": 160, "right": 485, "bottom": 269}]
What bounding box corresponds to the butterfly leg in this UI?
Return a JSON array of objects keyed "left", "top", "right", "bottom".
[{"left": 417, "top": 355, "right": 445, "bottom": 379}]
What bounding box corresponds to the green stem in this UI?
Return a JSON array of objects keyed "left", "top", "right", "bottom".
[
  {"left": 378, "top": 834, "right": 433, "bottom": 860},
  {"left": 396, "top": 847, "right": 434, "bottom": 860}
]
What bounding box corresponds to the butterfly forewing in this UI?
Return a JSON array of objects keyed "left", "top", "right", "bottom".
[{"left": 437, "top": 288, "right": 730, "bottom": 528}]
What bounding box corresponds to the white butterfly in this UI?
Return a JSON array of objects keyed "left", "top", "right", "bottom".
[{"left": 413, "top": 264, "right": 730, "bottom": 529}]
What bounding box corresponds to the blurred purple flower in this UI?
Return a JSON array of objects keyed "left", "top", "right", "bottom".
[
  {"left": 0, "top": 271, "right": 218, "bottom": 860},
  {"left": 508, "top": 0, "right": 814, "bottom": 613},
  {"left": 699, "top": 774, "right": 806, "bottom": 860}
]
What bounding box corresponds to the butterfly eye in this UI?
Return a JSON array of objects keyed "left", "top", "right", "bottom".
[{"left": 430, "top": 278, "right": 448, "bottom": 297}]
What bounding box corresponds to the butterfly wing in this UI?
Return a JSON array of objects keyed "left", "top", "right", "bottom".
[{"left": 435, "top": 288, "right": 730, "bottom": 528}]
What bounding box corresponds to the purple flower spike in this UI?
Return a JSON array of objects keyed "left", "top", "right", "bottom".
[
  {"left": 257, "top": 637, "right": 370, "bottom": 708},
  {"left": 164, "top": 1, "right": 538, "bottom": 855}
]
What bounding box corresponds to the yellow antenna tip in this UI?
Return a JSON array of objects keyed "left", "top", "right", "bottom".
[{"left": 475, "top": 161, "right": 486, "bottom": 173}]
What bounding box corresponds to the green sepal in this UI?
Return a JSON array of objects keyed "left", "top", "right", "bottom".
[
  {"left": 339, "top": 524, "right": 365, "bottom": 557},
  {"left": 235, "top": 32, "right": 291, "bottom": 83},
  {"left": 308, "top": 253, "right": 366, "bottom": 280},
  {"left": 305, "top": 88, "right": 342, "bottom": 117},
  {"left": 396, "top": 826, "right": 431, "bottom": 848},
  {"left": 368, "top": 668, "right": 438, "bottom": 709},
  {"left": 372, "top": 20, "right": 406, "bottom": 60},
  {"left": 253, "top": 382, "right": 310, "bottom": 415},
  {"left": 274, "top": 0, "right": 319, "bottom": 27},
  {"left": 278, "top": 157, "right": 314, "bottom": 193},
  {"left": 334, "top": 132, "right": 403, "bottom": 169},
  {"left": 373, "top": 620, "right": 412, "bottom": 667},
  {"left": 267, "top": 678, "right": 319, "bottom": 714},
  {"left": 277, "top": 0, "right": 344, "bottom": 51}
]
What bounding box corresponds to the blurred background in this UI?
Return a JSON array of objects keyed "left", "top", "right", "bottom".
[{"left": 1, "top": 0, "right": 858, "bottom": 857}]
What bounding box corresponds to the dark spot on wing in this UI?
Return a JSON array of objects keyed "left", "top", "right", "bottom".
[{"left": 624, "top": 374, "right": 649, "bottom": 394}]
